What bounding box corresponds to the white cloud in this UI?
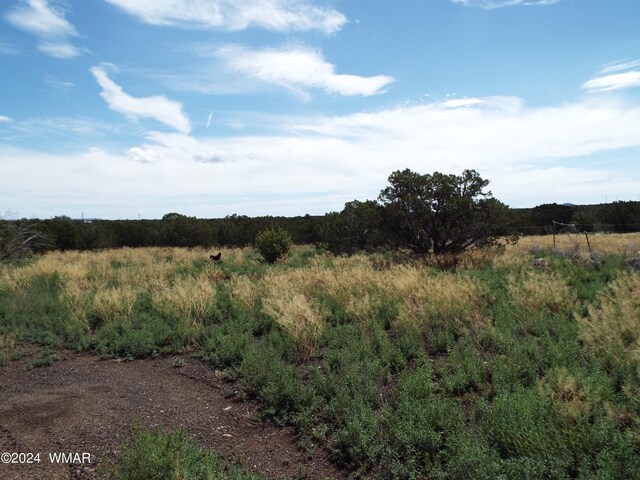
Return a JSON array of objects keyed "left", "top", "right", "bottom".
[
  {"left": 38, "top": 40, "right": 80, "bottom": 58},
  {"left": 600, "top": 60, "right": 640, "bottom": 75},
  {"left": 5, "top": 0, "right": 81, "bottom": 58},
  {"left": 6, "top": 0, "right": 76, "bottom": 37},
  {"left": 214, "top": 44, "right": 395, "bottom": 98},
  {"left": 130, "top": 95, "right": 640, "bottom": 207},
  {"left": 103, "top": 0, "right": 346, "bottom": 34},
  {"left": 0, "top": 115, "right": 13, "bottom": 123},
  {"left": 451, "top": 0, "right": 561, "bottom": 8},
  {"left": 284, "top": 96, "right": 640, "bottom": 166},
  {"left": 583, "top": 71, "right": 640, "bottom": 92},
  {"left": 127, "top": 146, "right": 164, "bottom": 164},
  {"left": 91, "top": 65, "right": 191, "bottom": 134},
  {"left": 440, "top": 98, "right": 484, "bottom": 108},
  {"left": 2, "top": 95, "right": 640, "bottom": 218}
]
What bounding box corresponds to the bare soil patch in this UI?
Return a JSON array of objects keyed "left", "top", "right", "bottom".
[{"left": 0, "top": 347, "right": 343, "bottom": 480}]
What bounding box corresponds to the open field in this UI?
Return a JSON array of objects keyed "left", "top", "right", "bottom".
[{"left": 1, "top": 233, "right": 640, "bottom": 479}]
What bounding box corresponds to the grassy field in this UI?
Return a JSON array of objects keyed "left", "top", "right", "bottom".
[{"left": 1, "top": 233, "right": 640, "bottom": 478}]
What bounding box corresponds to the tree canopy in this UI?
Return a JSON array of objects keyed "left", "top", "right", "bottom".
[{"left": 378, "top": 169, "right": 508, "bottom": 254}]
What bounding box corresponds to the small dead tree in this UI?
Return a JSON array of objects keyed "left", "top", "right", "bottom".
[{"left": 0, "top": 217, "right": 49, "bottom": 263}]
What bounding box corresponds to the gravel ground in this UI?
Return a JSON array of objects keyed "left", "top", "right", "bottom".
[{"left": 0, "top": 347, "right": 343, "bottom": 480}]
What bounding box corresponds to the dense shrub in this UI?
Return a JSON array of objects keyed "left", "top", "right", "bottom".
[{"left": 254, "top": 227, "right": 292, "bottom": 263}]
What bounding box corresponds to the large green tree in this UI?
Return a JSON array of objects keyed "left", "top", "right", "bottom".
[{"left": 379, "top": 168, "right": 508, "bottom": 254}]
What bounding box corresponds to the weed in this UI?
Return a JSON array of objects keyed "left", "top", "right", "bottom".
[
  {"left": 102, "top": 425, "right": 264, "bottom": 480},
  {"left": 0, "top": 333, "right": 15, "bottom": 366},
  {"left": 31, "top": 349, "right": 59, "bottom": 368},
  {"left": 579, "top": 272, "right": 640, "bottom": 374},
  {"left": 507, "top": 270, "right": 576, "bottom": 315},
  {"left": 172, "top": 356, "right": 185, "bottom": 368}
]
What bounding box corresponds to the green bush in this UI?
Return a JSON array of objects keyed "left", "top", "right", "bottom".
[
  {"left": 380, "top": 357, "right": 466, "bottom": 478},
  {"left": 254, "top": 227, "right": 292, "bottom": 263},
  {"left": 440, "top": 341, "right": 485, "bottom": 396},
  {"left": 480, "top": 388, "right": 571, "bottom": 476},
  {"left": 102, "top": 425, "right": 264, "bottom": 480}
]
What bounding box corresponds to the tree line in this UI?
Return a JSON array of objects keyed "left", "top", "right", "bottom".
[{"left": 2, "top": 169, "right": 640, "bottom": 258}]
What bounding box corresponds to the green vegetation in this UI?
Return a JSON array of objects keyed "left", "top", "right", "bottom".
[
  {"left": 1, "top": 239, "right": 640, "bottom": 478},
  {"left": 102, "top": 425, "right": 265, "bottom": 480},
  {"left": 378, "top": 168, "right": 508, "bottom": 254},
  {"left": 254, "top": 226, "right": 292, "bottom": 263},
  {"left": 3, "top": 184, "right": 640, "bottom": 255}
]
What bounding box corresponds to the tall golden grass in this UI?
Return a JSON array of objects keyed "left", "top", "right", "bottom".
[
  {"left": 1, "top": 235, "right": 638, "bottom": 354},
  {"left": 258, "top": 254, "right": 491, "bottom": 353},
  {"left": 507, "top": 270, "right": 576, "bottom": 314},
  {"left": 506, "top": 232, "right": 640, "bottom": 257},
  {"left": 578, "top": 272, "right": 640, "bottom": 374},
  {"left": 0, "top": 247, "right": 230, "bottom": 327}
]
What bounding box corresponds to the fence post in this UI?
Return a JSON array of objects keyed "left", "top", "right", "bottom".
[{"left": 584, "top": 231, "right": 592, "bottom": 253}]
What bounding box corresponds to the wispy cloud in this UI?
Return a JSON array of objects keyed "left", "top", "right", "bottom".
[
  {"left": 0, "top": 41, "right": 19, "bottom": 55},
  {"left": 584, "top": 61, "right": 640, "bottom": 92},
  {"left": 583, "top": 71, "right": 640, "bottom": 92},
  {"left": 44, "top": 74, "right": 74, "bottom": 91},
  {"left": 0, "top": 116, "right": 128, "bottom": 147},
  {"left": 38, "top": 40, "right": 79, "bottom": 58},
  {"left": 5, "top": 0, "right": 81, "bottom": 58},
  {"left": 451, "top": 0, "right": 561, "bottom": 8},
  {"left": 103, "top": 0, "right": 346, "bottom": 34},
  {"left": 214, "top": 44, "right": 395, "bottom": 98},
  {"left": 600, "top": 60, "right": 640, "bottom": 75},
  {"left": 90, "top": 65, "right": 191, "bottom": 134},
  {"left": 0, "top": 115, "right": 13, "bottom": 123}
]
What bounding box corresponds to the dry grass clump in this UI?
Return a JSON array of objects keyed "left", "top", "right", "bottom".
[
  {"left": 578, "top": 272, "right": 640, "bottom": 373},
  {"left": 507, "top": 271, "right": 576, "bottom": 314},
  {"left": 261, "top": 273, "right": 324, "bottom": 356},
  {"left": 0, "top": 267, "right": 34, "bottom": 294},
  {"left": 153, "top": 276, "right": 216, "bottom": 325},
  {"left": 421, "top": 247, "right": 504, "bottom": 271},
  {"left": 491, "top": 250, "right": 532, "bottom": 270},
  {"left": 320, "top": 256, "right": 490, "bottom": 331},
  {"left": 0, "top": 333, "right": 16, "bottom": 366},
  {"left": 259, "top": 256, "right": 384, "bottom": 352},
  {"left": 260, "top": 256, "right": 491, "bottom": 344},
  {"left": 537, "top": 368, "right": 592, "bottom": 422},
  {"left": 380, "top": 266, "right": 491, "bottom": 332},
  {"left": 91, "top": 286, "right": 139, "bottom": 323},
  {"left": 231, "top": 275, "right": 262, "bottom": 310}
]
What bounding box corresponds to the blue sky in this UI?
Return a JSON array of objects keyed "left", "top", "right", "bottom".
[{"left": 1, "top": 0, "right": 640, "bottom": 219}]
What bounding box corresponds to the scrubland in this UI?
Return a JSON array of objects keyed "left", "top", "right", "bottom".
[{"left": 1, "top": 233, "right": 639, "bottom": 478}]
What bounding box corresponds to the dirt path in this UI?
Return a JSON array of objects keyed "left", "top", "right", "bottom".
[{"left": 0, "top": 348, "right": 343, "bottom": 480}]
